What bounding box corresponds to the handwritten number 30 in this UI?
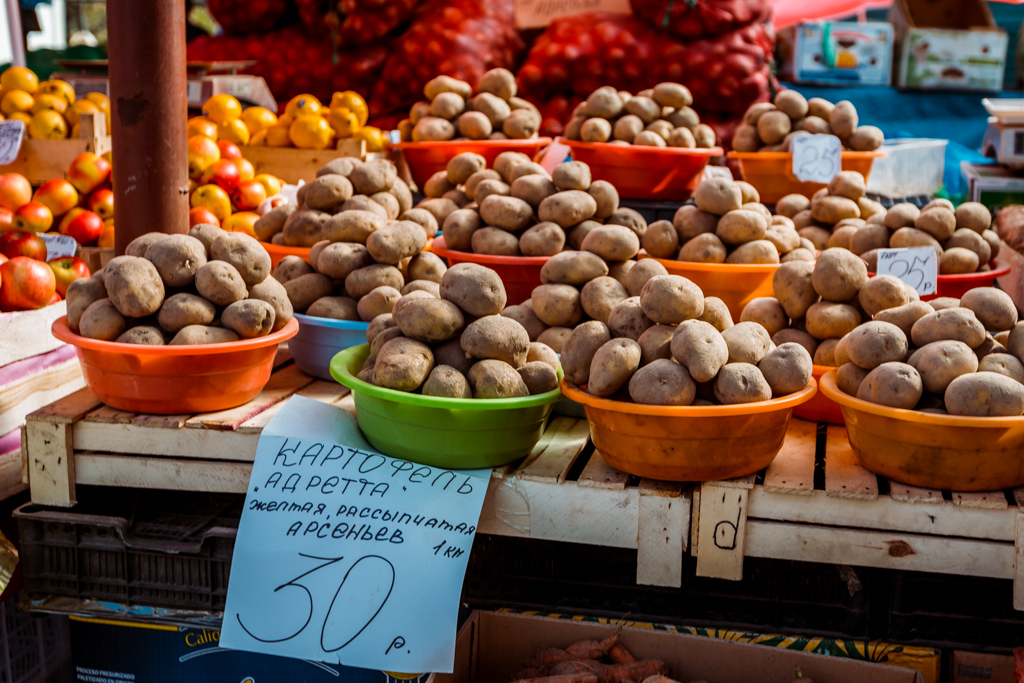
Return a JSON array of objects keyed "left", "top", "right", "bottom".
[{"left": 236, "top": 553, "right": 396, "bottom": 652}]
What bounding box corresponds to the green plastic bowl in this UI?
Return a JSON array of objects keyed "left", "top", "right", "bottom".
[{"left": 330, "top": 345, "right": 564, "bottom": 469}]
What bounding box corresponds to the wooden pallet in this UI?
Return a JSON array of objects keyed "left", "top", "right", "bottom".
[
  {"left": 1, "top": 112, "right": 110, "bottom": 185},
  {"left": 692, "top": 418, "right": 1024, "bottom": 610},
  {"left": 238, "top": 139, "right": 365, "bottom": 185}
]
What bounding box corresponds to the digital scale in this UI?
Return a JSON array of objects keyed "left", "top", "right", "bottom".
[
  {"left": 49, "top": 60, "right": 278, "bottom": 111},
  {"left": 981, "top": 98, "right": 1024, "bottom": 167}
]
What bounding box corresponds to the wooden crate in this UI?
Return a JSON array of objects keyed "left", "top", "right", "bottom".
[
  {"left": 692, "top": 418, "right": 1024, "bottom": 610},
  {"left": 77, "top": 247, "right": 114, "bottom": 274},
  {"left": 238, "top": 139, "right": 365, "bottom": 185},
  {"left": 0, "top": 112, "right": 110, "bottom": 185},
  {"left": 0, "top": 301, "right": 67, "bottom": 368},
  {"left": 22, "top": 350, "right": 693, "bottom": 588}
]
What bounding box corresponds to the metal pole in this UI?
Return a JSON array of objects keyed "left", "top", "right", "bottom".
[
  {"left": 107, "top": 0, "right": 189, "bottom": 254},
  {"left": 5, "top": 0, "right": 25, "bottom": 67}
]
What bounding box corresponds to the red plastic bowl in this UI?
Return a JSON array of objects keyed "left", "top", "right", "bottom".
[
  {"left": 562, "top": 138, "right": 723, "bottom": 201},
  {"left": 931, "top": 262, "right": 1010, "bottom": 300},
  {"left": 52, "top": 317, "right": 299, "bottom": 414},
  {"left": 395, "top": 138, "right": 553, "bottom": 188},
  {"left": 793, "top": 364, "right": 844, "bottom": 425},
  {"left": 431, "top": 236, "right": 549, "bottom": 305}
]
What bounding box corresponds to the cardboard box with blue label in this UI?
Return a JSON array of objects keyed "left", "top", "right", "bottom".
[
  {"left": 779, "top": 21, "right": 894, "bottom": 86},
  {"left": 69, "top": 617, "right": 429, "bottom": 683}
]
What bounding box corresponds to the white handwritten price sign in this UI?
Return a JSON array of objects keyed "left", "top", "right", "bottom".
[
  {"left": 876, "top": 246, "right": 938, "bottom": 296},
  {"left": 791, "top": 134, "right": 841, "bottom": 184},
  {"left": 41, "top": 233, "right": 77, "bottom": 260},
  {"left": 0, "top": 119, "right": 25, "bottom": 166},
  {"left": 220, "top": 396, "right": 488, "bottom": 674}
]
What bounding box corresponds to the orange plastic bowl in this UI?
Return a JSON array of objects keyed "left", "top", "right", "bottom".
[
  {"left": 395, "top": 138, "right": 553, "bottom": 187},
  {"left": 728, "top": 151, "right": 884, "bottom": 205},
  {"left": 431, "top": 235, "right": 549, "bottom": 305},
  {"left": 52, "top": 317, "right": 298, "bottom": 414},
  {"left": 820, "top": 370, "right": 1024, "bottom": 491},
  {"left": 793, "top": 364, "right": 844, "bottom": 425},
  {"left": 639, "top": 251, "right": 779, "bottom": 321},
  {"left": 261, "top": 241, "right": 311, "bottom": 269},
  {"left": 561, "top": 378, "right": 817, "bottom": 481},
  {"left": 562, "top": 138, "right": 723, "bottom": 201}
]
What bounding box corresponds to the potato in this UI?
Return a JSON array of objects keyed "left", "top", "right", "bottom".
[
  {"left": 246, "top": 276, "right": 293, "bottom": 332},
  {"left": 625, "top": 95, "right": 660, "bottom": 123},
  {"left": 679, "top": 233, "right": 727, "bottom": 263},
  {"left": 829, "top": 100, "right": 858, "bottom": 138},
  {"left": 673, "top": 205, "right": 718, "bottom": 243},
  {"left": 169, "top": 325, "right": 240, "bottom": 345},
  {"left": 585, "top": 86, "right": 624, "bottom": 118},
  {"left": 143, "top": 234, "right": 208, "bottom": 288},
  {"left": 580, "top": 117, "right": 612, "bottom": 142},
  {"left": 714, "top": 363, "right": 772, "bottom": 404},
  {"left": 477, "top": 195, "right": 533, "bottom": 232},
  {"left": 911, "top": 308, "right": 986, "bottom": 348},
  {"left": 79, "top": 298, "right": 127, "bottom": 341},
  {"left": 303, "top": 174, "right": 354, "bottom": 212},
  {"left": 756, "top": 343, "right": 812, "bottom": 397},
  {"left": 847, "top": 223, "right": 888, "bottom": 256},
  {"left": 497, "top": 305, "right": 542, "bottom": 343},
  {"left": 741, "top": 297, "right": 788, "bottom": 336},
  {"left": 846, "top": 125, "right": 883, "bottom": 151},
  {"left": 693, "top": 178, "right": 742, "bottom": 215},
  {"left": 253, "top": 206, "right": 291, "bottom": 242},
  {"left": 961, "top": 288, "right": 1017, "bottom": 332},
  {"left": 580, "top": 224, "right": 640, "bottom": 262},
  {"left": 812, "top": 248, "right": 867, "bottom": 302},
  {"left": 517, "top": 222, "right": 564, "bottom": 257},
  {"left": 772, "top": 260, "right": 817, "bottom": 320},
  {"left": 979, "top": 353, "right": 1024, "bottom": 384},
  {"left": 157, "top": 292, "right": 216, "bottom": 333},
  {"left": 826, "top": 171, "right": 866, "bottom": 201},
  {"left": 66, "top": 276, "right": 108, "bottom": 332},
  {"left": 557, "top": 321, "right": 610, "bottom": 387},
  {"left": 773, "top": 328, "right": 817, "bottom": 358},
  {"left": 510, "top": 175, "right": 557, "bottom": 211},
  {"left": 712, "top": 209, "right": 764, "bottom": 246},
  {"left": 940, "top": 248, "right": 980, "bottom": 275},
  {"left": 366, "top": 221, "right": 428, "bottom": 265},
  {"left": 633, "top": 131, "right": 667, "bottom": 147},
  {"left": 613, "top": 115, "right": 644, "bottom": 143},
  {"left": 125, "top": 233, "right": 168, "bottom": 258},
  {"left": 624, "top": 259, "right": 669, "bottom": 298},
  {"left": 812, "top": 338, "right": 840, "bottom": 366},
  {"left": 115, "top": 326, "right": 165, "bottom": 345},
  {"left": 844, "top": 320, "right": 909, "bottom": 370},
  {"left": 731, "top": 124, "right": 759, "bottom": 152},
  {"left": 551, "top": 161, "right": 591, "bottom": 192},
  {"left": 606, "top": 260, "right": 635, "bottom": 288},
  {"left": 798, "top": 226, "right": 830, "bottom": 250},
  {"left": 282, "top": 208, "right": 330, "bottom": 247},
  {"left": 726, "top": 240, "right": 780, "bottom": 265},
  {"left": 219, "top": 299, "right": 275, "bottom": 339},
  {"left": 929, "top": 297, "right": 960, "bottom": 311},
  {"left": 440, "top": 263, "right": 506, "bottom": 317},
  {"left": 607, "top": 296, "right": 655, "bottom": 341},
  {"left": 314, "top": 242, "right": 370, "bottom": 281},
  {"left": 356, "top": 285, "right": 401, "bottom": 321},
  {"left": 638, "top": 274, "right": 703, "bottom": 324},
  {"left": 273, "top": 256, "right": 314, "bottom": 285},
  {"left": 536, "top": 252, "right": 604, "bottom": 288},
  {"left": 344, "top": 264, "right": 403, "bottom": 299},
  {"left": 373, "top": 337, "right": 433, "bottom": 392},
  {"left": 321, "top": 209, "right": 386, "bottom": 244},
  {"left": 626, "top": 359, "right": 694, "bottom": 406},
  {"left": 517, "top": 361, "right": 559, "bottom": 395},
  {"left": 104, "top": 255, "right": 166, "bottom": 317},
  {"left": 805, "top": 301, "right": 861, "bottom": 340},
  {"left": 907, "top": 340, "right": 978, "bottom": 394},
  {"left": 424, "top": 75, "right": 471, "bottom": 100},
  {"left": 719, "top": 321, "right": 772, "bottom": 365},
  {"left": 914, "top": 207, "right": 956, "bottom": 241},
  {"left": 955, "top": 202, "right": 991, "bottom": 233},
  {"left": 537, "top": 191, "right": 598, "bottom": 229},
  {"left": 857, "top": 275, "right": 910, "bottom": 317},
  {"left": 945, "top": 371, "right": 1024, "bottom": 417},
  {"left": 946, "top": 228, "right": 991, "bottom": 266},
  {"left": 783, "top": 248, "right": 816, "bottom": 263},
  {"left": 420, "top": 365, "right": 472, "bottom": 398},
  {"left": 305, "top": 296, "right": 358, "bottom": 321},
  {"left": 403, "top": 252, "right": 445, "bottom": 286},
  {"left": 529, "top": 283, "right": 581, "bottom": 328},
  {"left": 884, "top": 203, "right": 921, "bottom": 230},
  {"left": 811, "top": 195, "right": 860, "bottom": 224},
  {"left": 587, "top": 338, "right": 642, "bottom": 397},
  {"left": 388, "top": 296, "right": 464, "bottom": 344},
  {"left": 853, "top": 362, "right": 922, "bottom": 409},
  {"left": 424, "top": 171, "right": 456, "bottom": 199},
  {"left": 776, "top": 194, "right": 811, "bottom": 218},
  {"left": 440, "top": 209, "right": 482, "bottom": 252},
  {"left": 634, "top": 324, "right": 672, "bottom": 365},
  {"left": 468, "top": 359, "right": 529, "bottom": 398},
  {"left": 765, "top": 224, "right": 801, "bottom": 254},
  {"left": 757, "top": 110, "right": 791, "bottom": 145},
  {"left": 669, "top": 319, "right": 729, "bottom": 382},
  {"left": 402, "top": 280, "right": 440, "bottom": 297},
  {"left": 587, "top": 180, "right": 619, "bottom": 219},
  {"left": 604, "top": 207, "right": 648, "bottom": 237},
  {"left": 650, "top": 82, "right": 691, "bottom": 108},
  {"left": 208, "top": 232, "right": 271, "bottom": 288},
  {"left": 858, "top": 196, "right": 886, "bottom": 220},
  {"left": 889, "top": 228, "right": 942, "bottom": 256}
]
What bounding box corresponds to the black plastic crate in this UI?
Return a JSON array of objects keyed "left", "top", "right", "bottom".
[
  {"left": 619, "top": 199, "right": 687, "bottom": 225},
  {"left": 14, "top": 488, "right": 242, "bottom": 611}
]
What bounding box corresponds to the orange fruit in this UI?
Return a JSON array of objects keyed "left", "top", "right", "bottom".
[
  {"left": 36, "top": 79, "right": 75, "bottom": 104},
  {"left": 327, "top": 107, "right": 360, "bottom": 139},
  {"left": 265, "top": 125, "right": 291, "bottom": 147},
  {"left": 30, "top": 93, "right": 68, "bottom": 115},
  {"left": 289, "top": 115, "right": 333, "bottom": 149},
  {"left": 202, "top": 94, "right": 242, "bottom": 125},
  {"left": 223, "top": 211, "right": 260, "bottom": 237},
  {"left": 98, "top": 223, "right": 115, "bottom": 248},
  {"left": 1, "top": 89, "right": 33, "bottom": 115},
  {"left": 284, "top": 94, "right": 322, "bottom": 120},
  {"left": 330, "top": 91, "right": 368, "bottom": 126},
  {"left": 187, "top": 117, "right": 219, "bottom": 140},
  {"left": 217, "top": 118, "right": 250, "bottom": 145},
  {"left": 28, "top": 110, "right": 68, "bottom": 139},
  {"left": 0, "top": 67, "right": 38, "bottom": 94},
  {"left": 240, "top": 106, "right": 277, "bottom": 135},
  {"left": 65, "top": 99, "right": 99, "bottom": 127}
]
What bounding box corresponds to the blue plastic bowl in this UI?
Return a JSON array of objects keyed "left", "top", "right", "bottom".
[{"left": 290, "top": 314, "right": 370, "bottom": 380}]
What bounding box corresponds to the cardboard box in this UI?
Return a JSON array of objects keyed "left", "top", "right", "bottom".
[
  {"left": 427, "top": 611, "right": 924, "bottom": 683},
  {"left": 890, "top": 0, "right": 1007, "bottom": 91},
  {"left": 779, "top": 21, "right": 894, "bottom": 86},
  {"left": 951, "top": 650, "right": 1017, "bottom": 683},
  {"left": 69, "top": 617, "right": 429, "bottom": 683}
]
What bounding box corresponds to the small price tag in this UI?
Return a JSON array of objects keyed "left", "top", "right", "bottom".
[
  {"left": 40, "top": 233, "right": 77, "bottom": 261},
  {"left": 515, "top": 0, "right": 631, "bottom": 28},
  {"left": 791, "top": 134, "right": 841, "bottom": 183},
  {"left": 186, "top": 81, "right": 202, "bottom": 105},
  {"left": 876, "top": 246, "right": 938, "bottom": 296},
  {"left": 221, "top": 396, "right": 488, "bottom": 674},
  {"left": 0, "top": 120, "right": 25, "bottom": 166}
]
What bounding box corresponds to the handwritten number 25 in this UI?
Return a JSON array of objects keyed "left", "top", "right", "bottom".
[
  {"left": 797, "top": 143, "right": 836, "bottom": 179},
  {"left": 236, "top": 553, "right": 395, "bottom": 652}
]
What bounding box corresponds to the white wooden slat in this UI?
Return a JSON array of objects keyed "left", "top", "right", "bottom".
[
  {"left": 953, "top": 491, "right": 1009, "bottom": 510},
  {"left": 824, "top": 425, "right": 877, "bottom": 500},
  {"left": 26, "top": 421, "right": 75, "bottom": 507},
  {"left": 636, "top": 480, "right": 689, "bottom": 587},
  {"left": 762, "top": 418, "right": 815, "bottom": 495},
  {"left": 694, "top": 483, "right": 748, "bottom": 580},
  {"left": 705, "top": 474, "right": 756, "bottom": 490},
  {"left": 237, "top": 382, "right": 351, "bottom": 433},
  {"left": 75, "top": 453, "right": 251, "bottom": 494},
  {"left": 73, "top": 422, "right": 260, "bottom": 461},
  {"left": 577, "top": 450, "right": 628, "bottom": 490},
  {"left": 744, "top": 519, "right": 1014, "bottom": 580},
  {"left": 515, "top": 418, "right": 591, "bottom": 483},
  {"left": 184, "top": 364, "right": 314, "bottom": 431},
  {"left": 0, "top": 359, "right": 84, "bottom": 435},
  {"left": 889, "top": 483, "right": 944, "bottom": 504}
]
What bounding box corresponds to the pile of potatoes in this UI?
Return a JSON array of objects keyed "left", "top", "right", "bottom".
[
  {"left": 358, "top": 263, "right": 562, "bottom": 399},
  {"left": 557, "top": 270, "right": 813, "bottom": 406},
  {"left": 66, "top": 226, "right": 291, "bottom": 345},
  {"left": 827, "top": 287, "right": 1024, "bottom": 417},
  {"left": 254, "top": 157, "right": 415, "bottom": 248},
  {"left": 398, "top": 69, "right": 542, "bottom": 143},
  {"left": 733, "top": 92, "right": 883, "bottom": 153},
  {"left": 561, "top": 83, "right": 716, "bottom": 149},
  {"left": 778, "top": 172, "right": 1000, "bottom": 275},
  {"left": 646, "top": 177, "right": 814, "bottom": 265},
  {"left": 434, "top": 151, "right": 648, "bottom": 258}
]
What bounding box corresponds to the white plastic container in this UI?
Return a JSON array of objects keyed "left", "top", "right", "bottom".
[{"left": 865, "top": 138, "right": 947, "bottom": 198}]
